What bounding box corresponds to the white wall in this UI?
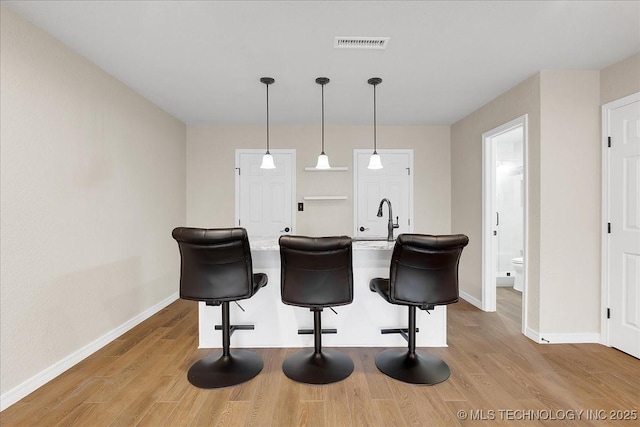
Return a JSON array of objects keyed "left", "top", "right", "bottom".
[
  {"left": 600, "top": 53, "right": 640, "bottom": 104},
  {"left": 2, "top": 4, "right": 635, "bottom": 409},
  {"left": 539, "top": 70, "right": 601, "bottom": 336},
  {"left": 451, "top": 74, "right": 542, "bottom": 330},
  {"left": 187, "top": 125, "right": 451, "bottom": 236},
  {"left": 0, "top": 5, "right": 186, "bottom": 403},
  {"left": 452, "top": 67, "right": 609, "bottom": 340}
]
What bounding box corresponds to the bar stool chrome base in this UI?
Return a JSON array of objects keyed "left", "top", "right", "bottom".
[
  {"left": 375, "top": 348, "right": 450, "bottom": 385},
  {"left": 188, "top": 350, "right": 263, "bottom": 389},
  {"left": 283, "top": 348, "right": 354, "bottom": 384}
]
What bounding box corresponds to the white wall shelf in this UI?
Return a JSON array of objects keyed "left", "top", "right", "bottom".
[
  {"left": 304, "top": 167, "right": 348, "bottom": 171},
  {"left": 303, "top": 196, "right": 348, "bottom": 200}
]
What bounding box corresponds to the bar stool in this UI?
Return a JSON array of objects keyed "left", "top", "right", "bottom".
[
  {"left": 279, "top": 235, "right": 354, "bottom": 384},
  {"left": 172, "top": 227, "right": 268, "bottom": 389},
  {"left": 370, "top": 233, "right": 468, "bottom": 385}
]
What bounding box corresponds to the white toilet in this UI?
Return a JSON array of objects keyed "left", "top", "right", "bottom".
[{"left": 512, "top": 257, "right": 523, "bottom": 292}]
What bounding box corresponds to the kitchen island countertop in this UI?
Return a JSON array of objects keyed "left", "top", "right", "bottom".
[{"left": 250, "top": 237, "right": 396, "bottom": 251}]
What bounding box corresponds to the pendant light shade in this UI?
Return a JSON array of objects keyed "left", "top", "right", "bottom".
[
  {"left": 315, "top": 153, "right": 330, "bottom": 169},
  {"left": 367, "top": 77, "right": 383, "bottom": 170},
  {"left": 260, "top": 77, "right": 276, "bottom": 169},
  {"left": 260, "top": 152, "right": 275, "bottom": 169},
  {"left": 367, "top": 152, "right": 383, "bottom": 169},
  {"left": 314, "top": 77, "right": 331, "bottom": 169}
]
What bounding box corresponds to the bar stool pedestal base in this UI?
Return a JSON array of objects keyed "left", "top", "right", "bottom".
[
  {"left": 283, "top": 349, "right": 354, "bottom": 384},
  {"left": 375, "top": 348, "right": 450, "bottom": 385},
  {"left": 188, "top": 350, "right": 263, "bottom": 389}
]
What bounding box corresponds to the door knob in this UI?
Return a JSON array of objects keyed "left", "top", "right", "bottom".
[
  {"left": 281, "top": 227, "right": 290, "bottom": 233},
  {"left": 359, "top": 226, "right": 369, "bottom": 232}
]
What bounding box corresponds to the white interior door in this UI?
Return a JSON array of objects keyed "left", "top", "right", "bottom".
[
  {"left": 606, "top": 95, "right": 640, "bottom": 359},
  {"left": 354, "top": 150, "right": 412, "bottom": 239},
  {"left": 236, "top": 149, "right": 295, "bottom": 238}
]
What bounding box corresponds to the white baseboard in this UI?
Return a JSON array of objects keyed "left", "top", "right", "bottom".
[
  {"left": 456, "top": 295, "right": 601, "bottom": 347},
  {"left": 459, "top": 290, "right": 482, "bottom": 310},
  {"left": 525, "top": 327, "right": 540, "bottom": 343},
  {"left": 536, "top": 332, "right": 601, "bottom": 344},
  {"left": 0, "top": 292, "right": 179, "bottom": 412}
]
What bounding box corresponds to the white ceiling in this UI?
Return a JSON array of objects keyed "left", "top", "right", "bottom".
[{"left": 5, "top": 1, "right": 640, "bottom": 126}]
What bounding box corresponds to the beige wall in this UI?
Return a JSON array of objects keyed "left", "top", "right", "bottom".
[
  {"left": 539, "top": 70, "right": 601, "bottom": 334},
  {"left": 2, "top": 1, "right": 635, "bottom": 404},
  {"left": 0, "top": 6, "right": 186, "bottom": 396},
  {"left": 600, "top": 53, "right": 640, "bottom": 105},
  {"left": 451, "top": 74, "right": 542, "bottom": 330},
  {"left": 452, "top": 68, "right": 605, "bottom": 338},
  {"left": 452, "top": 52, "right": 639, "bottom": 340},
  {"left": 187, "top": 125, "right": 451, "bottom": 236}
]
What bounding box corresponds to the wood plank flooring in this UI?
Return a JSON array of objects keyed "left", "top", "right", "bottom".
[
  {"left": 2, "top": 296, "right": 639, "bottom": 426},
  {"left": 496, "top": 286, "right": 522, "bottom": 326}
]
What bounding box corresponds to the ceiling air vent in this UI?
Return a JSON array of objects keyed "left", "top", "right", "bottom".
[{"left": 334, "top": 36, "right": 390, "bottom": 50}]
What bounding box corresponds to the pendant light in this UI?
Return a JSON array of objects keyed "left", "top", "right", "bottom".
[
  {"left": 314, "top": 77, "right": 331, "bottom": 169},
  {"left": 259, "top": 77, "right": 276, "bottom": 169},
  {"left": 367, "top": 77, "right": 383, "bottom": 170}
]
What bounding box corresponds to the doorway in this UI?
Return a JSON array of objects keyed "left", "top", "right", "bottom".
[
  {"left": 235, "top": 149, "right": 296, "bottom": 238},
  {"left": 602, "top": 93, "right": 640, "bottom": 359},
  {"left": 482, "top": 115, "right": 528, "bottom": 335},
  {"left": 353, "top": 149, "right": 413, "bottom": 239}
]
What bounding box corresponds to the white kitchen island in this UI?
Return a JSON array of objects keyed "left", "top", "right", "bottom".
[{"left": 197, "top": 238, "right": 447, "bottom": 349}]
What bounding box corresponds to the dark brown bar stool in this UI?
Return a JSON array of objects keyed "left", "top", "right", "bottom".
[
  {"left": 279, "top": 235, "right": 354, "bottom": 384},
  {"left": 370, "top": 233, "right": 468, "bottom": 385},
  {"left": 172, "top": 227, "right": 267, "bottom": 389}
]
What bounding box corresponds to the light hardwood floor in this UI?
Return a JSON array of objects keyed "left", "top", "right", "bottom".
[
  {"left": 496, "top": 286, "right": 522, "bottom": 326},
  {"left": 1, "top": 295, "right": 638, "bottom": 426}
]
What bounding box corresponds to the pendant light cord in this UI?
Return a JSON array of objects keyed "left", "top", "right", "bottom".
[
  {"left": 373, "top": 83, "right": 377, "bottom": 154},
  {"left": 266, "top": 83, "right": 270, "bottom": 154},
  {"left": 321, "top": 84, "right": 325, "bottom": 154}
]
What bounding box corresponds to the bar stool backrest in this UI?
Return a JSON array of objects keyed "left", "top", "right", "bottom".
[
  {"left": 279, "top": 235, "right": 353, "bottom": 308},
  {"left": 389, "top": 234, "right": 469, "bottom": 308},
  {"left": 172, "top": 227, "right": 254, "bottom": 303}
]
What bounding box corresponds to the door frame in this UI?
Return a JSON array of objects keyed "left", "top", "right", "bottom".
[
  {"left": 352, "top": 149, "right": 414, "bottom": 237},
  {"left": 601, "top": 92, "right": 640, "bottom": 346},
  {"left": 481, "top": 115, "right": 528, "bottom": 335},
  {"left": 234, "top": 148, "right": 297, "bottom": 234}
]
